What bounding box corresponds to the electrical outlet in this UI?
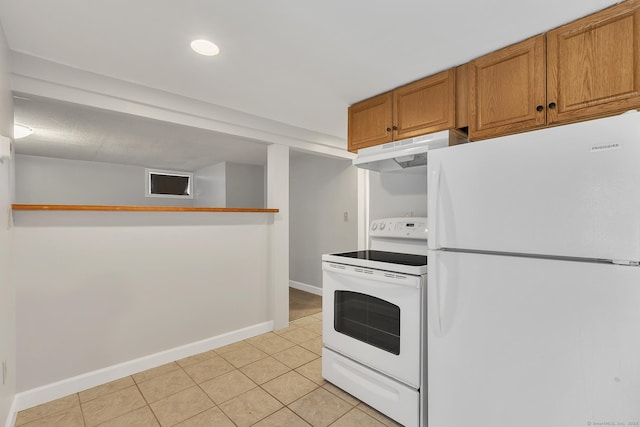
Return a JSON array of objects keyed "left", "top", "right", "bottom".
[
  {"left": 2, "top": 361, "right": 6, "bottom": 385},
  {"left": 343, "top": 211, "right": 349, "bottom": 221}
]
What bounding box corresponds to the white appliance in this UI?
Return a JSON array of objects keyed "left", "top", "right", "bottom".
[
  {"left": 322, "top": 217, "right": 428, "bottom": 427},
  {"left": 353, "top": 130, "right": 465, "bottom": 172},
  {"left": 427, "top": 111, "right": 640, "bottom": 427}
]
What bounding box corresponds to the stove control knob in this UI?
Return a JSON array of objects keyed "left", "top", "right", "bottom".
[
  {"left": 371, "top": 223, "right": 378, "bottom": 231},
  {"left": 380, "top": 223, "right": 386, "bottom": 230}
]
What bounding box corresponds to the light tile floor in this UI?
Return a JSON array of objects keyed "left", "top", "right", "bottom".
[{"left": 15, "top": 312, "right": 402, "bottom": 427}]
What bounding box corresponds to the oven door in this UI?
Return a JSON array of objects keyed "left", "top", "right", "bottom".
[{"left": 322, "top": 261, "right": 424, "bottom": 388}]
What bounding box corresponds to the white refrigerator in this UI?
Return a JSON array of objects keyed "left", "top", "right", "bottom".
[{"left": 427, "top": 111, "right": 640, "bottom": 427}]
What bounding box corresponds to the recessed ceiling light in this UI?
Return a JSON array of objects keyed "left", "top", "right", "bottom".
[
  {"left": 14, "top": 123, "right": 33, "bottom": 139},
  {"left": 190, "top": 39, "right": 220, "bottom": 56}
]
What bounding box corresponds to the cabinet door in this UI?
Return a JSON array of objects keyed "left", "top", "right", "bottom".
[
  {"left": 547, "top": 0, "right": 640, "bottom": 124},
  {"left": 393, "top": 69, "right": 455, "bottom": 140},
  {"left": 469, "top": 35, "right": 547, "bottom": 140},
  {"left": 348, "top": 92, "right": 393, "bottom": 152}
]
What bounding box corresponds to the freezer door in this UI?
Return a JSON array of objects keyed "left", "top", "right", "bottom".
[
  {"left": 427, "top": 111, "right": 640, "bottom": 262},
  {"left": 427, "top": 250, "right": 640, "bottom": 427}
]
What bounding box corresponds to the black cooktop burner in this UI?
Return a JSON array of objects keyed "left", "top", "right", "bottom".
[{"left": 330, "top": 250, "right": 427, "bottom": 267}]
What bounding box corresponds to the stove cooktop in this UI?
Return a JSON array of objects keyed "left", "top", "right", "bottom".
[
  {"left": 330, "top": 250, "right": 427, "bottom": 266},
  {"left": 322, "top": 250, "right": 427, "bottom": 276}
]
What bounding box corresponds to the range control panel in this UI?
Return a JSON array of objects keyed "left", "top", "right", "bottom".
[{"left": 370, "top": 217, "right": 428, "bottom": 240}]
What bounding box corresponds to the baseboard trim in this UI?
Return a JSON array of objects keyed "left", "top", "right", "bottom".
[
  {"left": 4, "top": 397, "right": 17, "bottom": 427},
  {"left": 13, "top": 320, "right": 273, "bottom": 412},
  {"left": 289, "top": 280, "right": 322, "bottom": 296}
]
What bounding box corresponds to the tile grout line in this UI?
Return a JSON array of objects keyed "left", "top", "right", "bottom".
[
  {"left": 79, "top": 379, "right": 137, "bottom": 426},
  {"left": 201, "top": 332, "right": 326, "bottom": 426},
  {"left": 175, "top": 382, "right": 219, "bottom": 427},
  {"left": 212, "top": 340, "right": 283, "bottom": 424},
  {"left": 77, "top": 392, "right": 87, "bottom": 427},
  {"left": 13, "top": 393, "right": 81, "bottom": 427},
  {"left": 173, "top": 362, "right": 224, "bottom": 426},
  {"left": 169, "top": 345, "right": 245, "bottom": 426},
  {"left": 211, "top": 386, "right": 241, "bottom": 426},
  {"left": 130, "top": 375, "right": 164, "bottom": 427}
]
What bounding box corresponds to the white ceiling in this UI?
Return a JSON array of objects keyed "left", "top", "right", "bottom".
[
  {"left": 13, "top": 93, "right": 268, "bottom": 171},
  {"left": 0, "top": 0, "right": 620, "bottom": 165}
]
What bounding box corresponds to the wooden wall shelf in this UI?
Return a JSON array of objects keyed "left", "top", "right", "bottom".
[{"left": 12, "top": 204, "right": 279, "bottom": 213}]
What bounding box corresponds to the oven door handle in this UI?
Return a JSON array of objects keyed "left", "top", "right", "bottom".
[{"left": 324, "top": 263, "right": 421, "bottom": 288}]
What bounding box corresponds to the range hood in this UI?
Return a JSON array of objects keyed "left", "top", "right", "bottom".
[{"left": 353, "top": 130, "right": 466, "bottom": 172}]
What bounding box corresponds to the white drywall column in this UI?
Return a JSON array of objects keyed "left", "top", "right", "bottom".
[
  {"left": 267, "top": 144, "right": 289, "bottom": 330},
  {"left": 357, "top": 168, "right": 369, "bottom": 250}
]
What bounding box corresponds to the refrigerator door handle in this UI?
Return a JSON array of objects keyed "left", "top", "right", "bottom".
[
  {"left": 428, "top": 250, "right": 443, "bottom": 336},
  {"left": 429, "top": 164, "right": 441, "bottom": 250}
]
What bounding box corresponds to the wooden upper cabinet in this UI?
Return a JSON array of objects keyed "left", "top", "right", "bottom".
[
  {"left": 469, "top": 35, "right": 547, "bottom": 140},
  {"left": 393, "top": 69, "right": 456, "bottom": 140},
  {"left": 348, "top": 1, "right": 640, "bottom": 148},
  {"left": 455, "top": 64, "right": 470, "bottom": 129},
  {"left": 547, "top": 0, "right": 640, "bottom": 124},
  {"left": 348, "top": 68, "right": 457, "bottom": 152},
  {"left": 468, "top": 0, "right": 640, "bottom": 141},
  {"left": 348, "top": 92, "right": 393, "bottom": 152}
]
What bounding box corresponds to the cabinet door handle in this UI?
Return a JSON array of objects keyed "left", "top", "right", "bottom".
[
  {"left": 548, "top": 102, "right": 557, "bottom": 109},
  {"left": 536, "top": 105, "right": 544, "bottom": 112},
  {"left": 386, "top": 127, "right": 391, "bottom": 132},
  {"left": 392, "top": 125, "right": 398, "bottom": 130}
]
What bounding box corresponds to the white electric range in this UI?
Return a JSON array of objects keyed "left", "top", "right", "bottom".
[{"left": 321, "top": 217, "right": 428, "bottom": 427}]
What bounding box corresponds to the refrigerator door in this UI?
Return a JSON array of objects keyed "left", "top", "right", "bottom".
[
  {"left": 427, "top": 111, "right": 640, "bottom": 262},
  {"left": 427, "top": 250, "right": 640, "bottom": 427}
]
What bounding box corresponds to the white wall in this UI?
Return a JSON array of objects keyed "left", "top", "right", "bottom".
[
  {"left": 13, "top": 212, "right": 272, "bottom": 391},
  {"left": 194, "top": 161, "right": 265, "bottom": 208},
  {"left": 368, "top": 169, "right": 427, "bottom": 220},
  {"left": 226, "top": 163, "right": 265, "bottom": 208},
  {"left": 15, "top": 156, "right": 266, "bottom": 209},
  {"left": 0, "top": 22, "right": 15, "bottom": 427},
  {"left": 15, "top": 155, "right": 195, "bottom": 206},
  {"left": 290, "top": 152, "right": 358, "bottom": 289},
  {"left": 194, "top": 162, "right": 226, "bottom": 207}
]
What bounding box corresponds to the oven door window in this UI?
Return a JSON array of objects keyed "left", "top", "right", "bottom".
[{"left": 333, "top": 291, "right": 400, "bottom": 355}]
